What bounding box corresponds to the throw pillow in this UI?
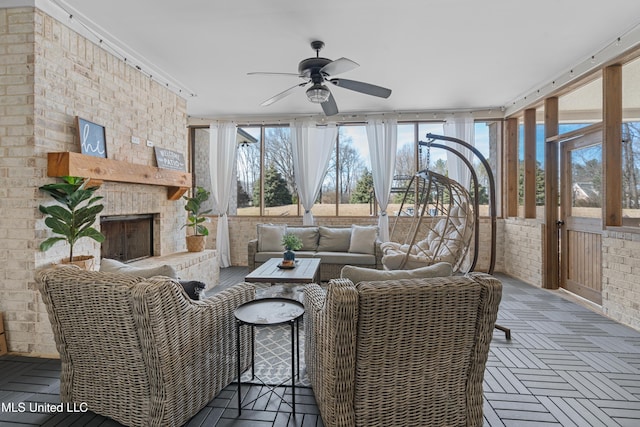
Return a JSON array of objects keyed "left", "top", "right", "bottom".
[
  {"left": 348, "top": 225, "right": 378, "bottom": 254},
  {"left": 317, "top": 226, "right": 352, "bottom": 252},
  {"left": 449, "top": 206, "right": 462, "bottom": 227},
  {"left": 257, "top": 224, "right": 286, "bottom": 252},
  {"left": 340, "top": 262, "right": 453, "bottom": 283},
  {"left": 178, "top": 280, "right": 206, "bottom": 300},
  {"left": 99, "top": 258, "right": 179, "bottom": 279},
  {"left": 286, "top": 226, "right": 319, "bottom": 251}
]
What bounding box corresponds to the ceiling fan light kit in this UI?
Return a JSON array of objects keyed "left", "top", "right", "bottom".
[
  {"left": 249, "top": 41, "right": 391, "bottom": 116},
  {"left": 306, "top": 84, "right": 331, "bottom": 103}
]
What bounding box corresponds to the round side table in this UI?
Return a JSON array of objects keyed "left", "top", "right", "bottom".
[{"left": 234, "top": 297, "right": 305, "bottom": 417}]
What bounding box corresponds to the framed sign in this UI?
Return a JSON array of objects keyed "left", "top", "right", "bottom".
[
  {"left": 154, "top": 147, "right": 186, "bottom": 171},
  {"left": 76, "top": 117, "right": 107, "bottom": 158}
]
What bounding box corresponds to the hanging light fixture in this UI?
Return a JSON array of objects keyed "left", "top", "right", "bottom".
[{"left": 306, "top": 83, "right": 330, "bottom": 103}]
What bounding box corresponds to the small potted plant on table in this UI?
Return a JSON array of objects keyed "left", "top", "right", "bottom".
[
  {"left": 183, "top": 186, "right": 212, "bottom": 252},
  {"left": 38, "top": 176, "right": 105, "bottom": 270},
  {"left": 281, "top": 233, "right": 302, "bottom": 266}
]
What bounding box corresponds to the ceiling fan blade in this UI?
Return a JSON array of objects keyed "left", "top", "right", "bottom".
[
  {"left": 329, "top": 78, "right": 392, "bottom": 98},
  {"left": 320, "top": 57, "right": 359, "bottom": 76},
  {"left": 248, "top": 72, "right": 302, "bottom": 77},
  {"left": 260, "top": 82, "right": 307, "bottom": 106},
  {"left": 321, "top": 92, "right": 339, "bottom": 116}
]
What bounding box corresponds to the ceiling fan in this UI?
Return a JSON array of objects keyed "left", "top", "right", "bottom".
[{"left": 248, "top": 41, "right": 392, "bottom": 116}]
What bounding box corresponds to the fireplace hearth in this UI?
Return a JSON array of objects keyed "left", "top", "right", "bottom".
[{"left": 100, "top": 214, "right": 154, "bottom": 262}]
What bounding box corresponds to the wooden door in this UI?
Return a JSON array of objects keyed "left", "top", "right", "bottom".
[{"left": 559, "top": 130, "right": 603, "bottom": 304}]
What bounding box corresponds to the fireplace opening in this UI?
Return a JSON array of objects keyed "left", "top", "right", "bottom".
[{"left": 100, "top": 214, "right": 154, "bottom": 262}]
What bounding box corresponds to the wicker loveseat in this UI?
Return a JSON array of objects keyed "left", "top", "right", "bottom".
[
  {"left": 304, "top": 273, "right": 502, "bottom": 427},
  {"left": 248, "top": 224, "right": 383, "bottom": 281},
  {"left": 36, "top": 266, "right": 254, "bottom": 427}
]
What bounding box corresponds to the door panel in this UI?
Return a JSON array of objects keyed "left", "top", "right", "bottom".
[
  {"left": 564, "top": 220, "right": 602, "bottom": 304},
  {"left": 560, "top": 131, "right": 603, "bottom": 304}
]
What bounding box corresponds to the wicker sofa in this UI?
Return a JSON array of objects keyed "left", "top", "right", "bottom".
[
  {"left": 36, "top": 266, "right": 254, "bottom": 427},
  {"left": 248, "top": 224, "right": 383, "bottom": 281},
  {"left": 304, "top": 273, "right": 502, "bottom": 427}
]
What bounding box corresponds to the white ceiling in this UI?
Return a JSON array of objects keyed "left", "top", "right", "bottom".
[{"left": 41, "top": 0, "right": 640, "bottom": 120}]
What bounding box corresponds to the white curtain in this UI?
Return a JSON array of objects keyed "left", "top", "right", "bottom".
[
  {"left": 291, "top": 120, "right": 337, "bottom": 225},
  {"left": 209, "top": 122, "right": 237, "bottom": 268},
  {"left": 444, "top": 115, "right": 475, "bottom": 189},
  {"left": 366, "top": 118, "right": 397, "bottom": 242}
]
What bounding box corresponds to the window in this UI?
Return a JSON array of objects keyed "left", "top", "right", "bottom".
[
  {"left": 262, "top": 127, "right": 295, "bottom": 216},
  {"left": 622, "top": 56, "right": 640, "bottom": 225},
  {"left": 474, "top": 121, "right": 501, "bottom": 216},
  {"left": 337, "top": 125, "right": 371, "bottom": 216},
  {"left": 235, "top": 127, "right": 260, "bottom": 216},
  {"left": 392, "top": 124, "right": 417, "bottom": 216},
  {"left": 317, "top": 140, "right": 337, "bottom": 216},
  {"left": 570, "top": 144, "right": 602, "bottom": 218},
  {"left": 418, "top": 122, "right": 445, "bottom": 172},
  {"left": 220, "top": 119, "right": 500, "bottom": 218},
  {"left": 517, "top": 116, "right": 525, "bottom": 214},
  {"left": 535, "top": 109, "right": 545, "bottom": 218}
]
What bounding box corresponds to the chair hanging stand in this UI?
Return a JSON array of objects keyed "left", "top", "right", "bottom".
[{"left": 382, "top": 133, "right": 511, "bottom": 340}]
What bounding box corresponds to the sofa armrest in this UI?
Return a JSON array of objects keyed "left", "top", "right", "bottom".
[
  {"left": 247, "top": 239, "right": 258, "bottom": 270},
  {"left": 374, "top": 239, "right": 384, "bottom": 269},
  {"left": 304, "top": 279, "right": 359, "bottom": 427}
]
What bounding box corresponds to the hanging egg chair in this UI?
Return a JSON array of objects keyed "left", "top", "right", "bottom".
[
  {"left": 380, "top": 133, "right": 508, "bottom": 338},
  {"left": 381, "top": 169, "right": 476, "bottom": 272},
  {"left": 380, "top": 133, "right": 497, "bottom": 275}
]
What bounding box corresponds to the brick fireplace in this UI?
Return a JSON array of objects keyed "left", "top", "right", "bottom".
[{"left": 0, "top": 6, "right": 215, "bottom": 356}]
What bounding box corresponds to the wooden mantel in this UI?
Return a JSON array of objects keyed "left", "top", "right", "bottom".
[{"left": 47, "top": 152, "right": 192, "bottom": 200}]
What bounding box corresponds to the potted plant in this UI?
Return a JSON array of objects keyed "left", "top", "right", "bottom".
[
  {"left": 183, "top": 186, "right": 212, "bottom": 252},
  {"left": 39, "top": 176, "right": 105, "bottom": 269},
  {"left": 281, "top": 233, "right": 302, "bottom": 265}
]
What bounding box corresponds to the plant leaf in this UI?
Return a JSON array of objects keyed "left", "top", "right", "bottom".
[
  {"left": 78, "top": 227, "right": 105, "bottom": 242},
  {"left": 39, "top": 237, "right": 66, "bottom": 252}
]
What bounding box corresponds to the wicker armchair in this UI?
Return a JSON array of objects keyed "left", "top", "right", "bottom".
[
  {"left": 304, "top": 273, "right": 502, "bottom": 427},
  {"left": 36, "top": 266, "right": 255, "bottom": 427}
]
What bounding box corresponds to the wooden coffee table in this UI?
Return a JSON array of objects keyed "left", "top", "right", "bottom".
[{"left": 245, "top": 257, "right": 321, "bottom": 285}]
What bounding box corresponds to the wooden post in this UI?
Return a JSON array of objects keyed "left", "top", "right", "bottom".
[
  {"left": 603, "top": 64, "right": 622, "bottom": 227},
  {"left": 524, "top": 108, "right": 537, "bottom": 218},
  {"left": 544, "top": 97, "right": 559, "bottom": 289},
  {"left": 505, "top": 118, "right": 519, "bottom": 217}
]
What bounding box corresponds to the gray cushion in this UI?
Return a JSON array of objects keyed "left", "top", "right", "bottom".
[
  {"left": 257, "top": 224, "right": 286, "bottom": 252},
  {"left": 348, "top": 225, "right": 378, "bottom": 254},
  {"left": 340, "top": 262, "right": 453, "bottom": 283},
  {"left": 313, "top": 252, "right": 376, "bottom": 265},
  {"left": 100, "top": 258, "right": 179, "bottom": 279},
  {"left": 286, "top": 227, "right": 319, "bottom": 251},
  {"left": 317, "top": 226, "right": 351, "bottom": 252}
]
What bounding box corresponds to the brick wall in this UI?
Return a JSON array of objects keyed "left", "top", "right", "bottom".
[
  {"left": 502, "top": 217, "right": 543, "bottom": 286},
  {"left": 0, "top": 7, "right": 188, "bottom": 355},
  {"left": 501, "top": 218, "right": 640, "bottom": 331},
  {"left": 602, "top": 231, "right": 640, "bottom": 330}
]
